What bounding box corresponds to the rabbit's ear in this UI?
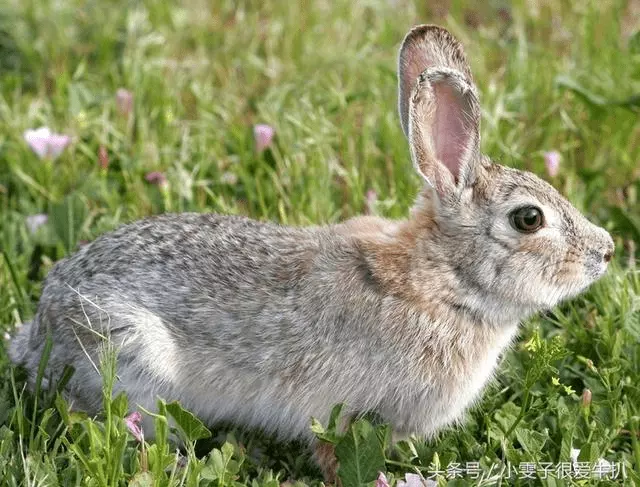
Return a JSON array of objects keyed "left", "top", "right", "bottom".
[{"left": 398, "top": 25, "right": 481, "bottom": 199}]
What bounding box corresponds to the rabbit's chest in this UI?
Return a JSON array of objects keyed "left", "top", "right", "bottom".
[
  {"left": 395, "top": 320, "right": 518, "bottom": 436},
  {"left": 441, "top": 325, "right": 516, "bottom": 419}
]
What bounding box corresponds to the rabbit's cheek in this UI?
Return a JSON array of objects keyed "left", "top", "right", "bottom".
[{"left": 551, "top": 259, "right": 583, "bottom": 289}]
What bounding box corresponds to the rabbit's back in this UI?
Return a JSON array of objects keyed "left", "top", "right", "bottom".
[
  {"left": 33, "top": 212, "right": 328, "bottom": 353},
  {"left": 43, "top": 213, "right": 319, "bottom": 297}
]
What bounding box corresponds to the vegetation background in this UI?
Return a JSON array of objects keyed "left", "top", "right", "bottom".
[{"left": 0, "top": 0, "right": 639, "bottom": 485}]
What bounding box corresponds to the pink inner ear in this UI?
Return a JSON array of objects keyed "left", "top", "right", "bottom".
[{"left": 432, "top": 83, "right": 471, "bottom": 183}]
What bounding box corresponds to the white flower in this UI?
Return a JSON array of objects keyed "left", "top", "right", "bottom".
[
  {"left": 26, "top": 214, "right": 48, "bottom": 234},
  {"left": 570, "top": 447, "right": 581, "bottom": 464},
  {"left": 571, "top": 446, "right": 615, "bottom": 475}
]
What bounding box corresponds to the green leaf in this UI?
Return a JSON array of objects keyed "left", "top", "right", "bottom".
[
  {"left": 202, "top": 441, "right": 242, "bottom": 482},
  {"left": 609, "top": 206, "right": 640, "bottom": 243},
  {"left": 555, "top": 76, "right": 640, "bottom": 113},
  {"left": 311, "top": 417, "right": 326, "bottom": 436},
  {"left": 1, "top": 249, "right": 27, "bottom": 308},
  {"left": 55, "top": 394, "right": 71, "bottom": 427},
  {"left": 629, "top": 30, "right": 640, "bottom": 53},
  {"left": 111, "top": 392, "right": 128, "bottom": 418},
  {"left": 556, "top": 397, "right": 578, "bottom": 460},
  {"left": 201, "top": 452, "right": 222, "bottom": 481},
  {"left": 335, "top": 419, "right": 386, "bottom": 487},
  {"left": 311, "top": 403, "right": 345, "bottom": 444},
  {"left": 49, "top": 193, "right": 88, "bottom": 253},
  {"left": 327, "top": 403, "right": 345, "bottom": 432},
  {"left": 555, "top": 76, "right": 607, "bottom": 108},
  {"left": 515, "top": 427, "right": 547, "bottom": 455},
  {"left": 493, "top": 402, "right": 521, "bottom": 433},
  {"left": 165, "top": 401, "right": 211, "bottom": 442},
  {"left": 139, "top": 402, "right": 173, "bottom": 477},
  {"left": 617, "top": 94, "right": 640, "bottom": 111},
  {"left": 578, "top": 442, "right": 599, "bottom": 464},
  {"left": 129, "top": 471, "right": 154, "bottom": 487},
  {"left": 36, "top": 408, "right": 54, "bottom": 442},
  {"left": 55, "top": 365, "right": 76, "bottom": 394}
]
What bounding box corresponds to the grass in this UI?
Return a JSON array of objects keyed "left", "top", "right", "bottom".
[{"left": 0, "top": 0, "right": 639, "bottom": 485}]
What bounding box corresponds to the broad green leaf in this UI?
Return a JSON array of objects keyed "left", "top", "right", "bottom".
[
  {"left": 493, "top": 402, "right": 521, "bottom": 433},
  {"left": 311, "top": 403, "right": 345, "bottom": 443},
  {"left": 335, "top": 419, "right": 386, "bottom": 487},
  {"left": 515, "top": 427, "right": 547, "bottom": 455},
  {"left": 165, "top": 401, "right": 211, "bottom": 442},
  {"left": 111, "top": 392, "right": 128, "bottom": 418},
  {"left": 202, "top": 448, "right": 226, "bottom": 481}
]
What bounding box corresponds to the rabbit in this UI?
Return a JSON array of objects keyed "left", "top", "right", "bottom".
[{"left": 9, "top": 24, "right": 613, "bottom": 480}]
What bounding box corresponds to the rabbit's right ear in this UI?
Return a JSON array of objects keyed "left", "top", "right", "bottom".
[{"left": 398, "top": 25, "right": 481, "bottom": 201}]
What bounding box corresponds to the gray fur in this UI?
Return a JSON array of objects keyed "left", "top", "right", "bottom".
[{"left": 9, "top": 26, "right": 613, "bottom": 472}]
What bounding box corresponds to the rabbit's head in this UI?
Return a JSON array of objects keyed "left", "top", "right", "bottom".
[{"left": 398, "top": 25, "right": 613, "bottom": 319}]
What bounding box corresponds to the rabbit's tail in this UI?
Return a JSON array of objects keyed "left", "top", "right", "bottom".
[{"left": 7, "top": 321, "right": 33, "bottom": 365}]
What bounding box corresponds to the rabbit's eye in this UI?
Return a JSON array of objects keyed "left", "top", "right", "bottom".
[{"left": 510, "top": 206, "right": 544, "bottom": 233}]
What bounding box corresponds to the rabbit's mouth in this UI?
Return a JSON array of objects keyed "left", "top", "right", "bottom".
[
  {"left": 584, "top": 247, "right": 614, "bottom": 279},
  {"left": 541, "top": 251, "right": 612, "bottom": 306},
  {"left": 560, "top": 227, "right": 614, "bottom": 291}
]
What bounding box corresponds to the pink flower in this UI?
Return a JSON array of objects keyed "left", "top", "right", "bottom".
[
  {"left": 397, "top": 473, "right": 436, "bottom": 487},
  {"left": 365, "top": 189, "right": 378, "bottom": 215},
  {"left": 116, "top": 88, "right": 134, "bottom": 118},
  {"left": 376, "top": 472, "right": 390, "bottom": 487},
  {"left": 125, "top": 411, "right": 144, "bottom": 442},
  {"left": 26, "top": 214, "right": 48, "bottom": 234},
  {"left": 544, "top": 151, "right": 561, "bottom": 177},
  {"left": 23, "top": 127, "right": 71, "bottom": 160},
  {"left": 253, "top": 124, "right": 275, "bottom": 152},
  {"left": 145, "top": 171, "right": 168, "bottom": 189},
  {"left": 581, "top": 388, "right": 592, "bottom": 407},
  {"left": 98, "top": 145, "right": 109, "bottom": 170}
]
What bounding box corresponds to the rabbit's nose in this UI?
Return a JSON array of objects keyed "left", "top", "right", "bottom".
[
  {"left": 594, "top": 227, "right": 614, "bottom": 264},
  {"left": 603, "top": 233, "right": 615, "bottom": 263}
]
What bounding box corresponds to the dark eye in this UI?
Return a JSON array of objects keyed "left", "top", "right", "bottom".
[{"left": 510, "top": 206, "right": 544, "bottom": 233}]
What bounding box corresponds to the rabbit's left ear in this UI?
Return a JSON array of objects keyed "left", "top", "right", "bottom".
[{"left": 398, "top": 25, "right": 481, "bottom": 200}]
